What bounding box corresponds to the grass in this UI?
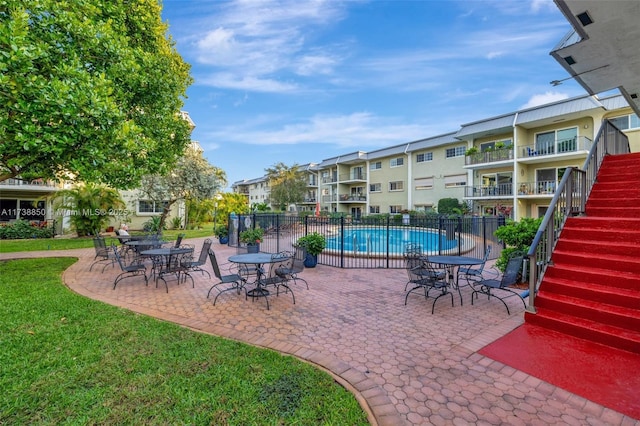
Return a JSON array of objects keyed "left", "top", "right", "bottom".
[
  {"left": 0, "top": 227, "right": 216, "bottom": 253},
  {"left": 0, "top": 258, "right": 369, "bottom": 425}
]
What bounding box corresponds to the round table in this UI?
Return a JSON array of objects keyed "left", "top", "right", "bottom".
[
  {"left": 228, "top": 253, "right": 289, "bottom": 309},
  {"left": 425, "top": 255, "right": 484, "bottom": 305}
]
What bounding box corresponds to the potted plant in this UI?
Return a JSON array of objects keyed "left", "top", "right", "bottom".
[
  {"left": 296, "top": 232, "right": 326, "bottom": 268},
  {"left": 213, "top": 224, "right": 229, "bottom": 244},
  {"left": 239, "top": 227, "right": 264, "bottom": 253}
]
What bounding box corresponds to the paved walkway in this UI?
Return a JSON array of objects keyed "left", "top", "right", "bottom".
[{"left": 3, "top": 238, "right": 638, "bottom": 425}]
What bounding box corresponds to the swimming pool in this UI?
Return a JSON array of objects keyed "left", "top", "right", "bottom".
[{"left": 325, "top": 227, "right": 458, "bottom": 255}]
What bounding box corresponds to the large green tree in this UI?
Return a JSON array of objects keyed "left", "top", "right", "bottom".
[
  {"left": 0, "top": 0, "right": 193, "bottom": 187},
  {"left": 265, "top": 162, "right": 307, "bottom": 211},
  {"left": 137, "top": 148, "right": 226, "bottom": 231}
]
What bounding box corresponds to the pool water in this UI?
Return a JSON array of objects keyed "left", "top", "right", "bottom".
[{"left": 326, "top": 227, "right": 457, "bottom": 254}]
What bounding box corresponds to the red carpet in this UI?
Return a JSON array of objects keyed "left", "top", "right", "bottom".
[{"left": 479, "top": 323, "right": 640, "bottom": 420}]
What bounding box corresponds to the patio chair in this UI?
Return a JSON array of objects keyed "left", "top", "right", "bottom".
[
  {"left": 256, "top": 251, "right": 295, "bottom": 306},
  {"left": 457, "top": 245, "right": 492, "bottom": 286},
  {"left": 207, "top": 249, "right": 246, "bottom": 305},
  {"left": 404, "top": 253, "right": 452, "bottom": 314},
  {"left": 112, "top": 246, "right": 148, "bottom": 290},
  {"left": 90, "top": 236, "right": 116, "bottom": 272},
  {"left": 185, "top": 238, "right": 212, "bottom": 279},
  {"left": 275, "top": 246, "right": 309, "bottom": 289},
  {"left": 470, "top": 251, "right": 526, "bottom": 315},
  {"left": 156, "top": 246, "right": 195, "bottom": 292},
  {"left": 173, "top": 233, "right": 186, "bottom": 248}
]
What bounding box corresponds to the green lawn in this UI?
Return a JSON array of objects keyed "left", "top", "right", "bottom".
[
  {"left": 0, "top": 258, "right": 368, "bottom": 425},
  {"left": 0, "top": 227, "right": 217, "bottom": 253}
]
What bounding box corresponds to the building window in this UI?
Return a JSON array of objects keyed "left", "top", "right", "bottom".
[
  {"left": 443, "top": 174, "right": 466, "bottom": 188},
  {"left": 369, "top": 205, "right": 380, "bottom": 214},
  {"left": 445, "top": 146, "right": 466, "bottom": 158},
  {"left": 390, "top": 205, "right": 403, "bottom": 214},
  {"left": 138, "top": 200, "right": 168, "bottom": 214},
  {"left": 414, "top": 204, "right": 434, "bottom": 212},
  {"left": 416, "top": 152, "right": 433, "bottom": 163},
  {"left": 370, "top": 161, "right": 382, "bottom": 170},
  {"left": 414, "top": 177, "right": 434, "bottom": 190},
  {"left": 535, "top": 127, "right": 577, "bottom": 155},
  {"left": 389, "top": 181, "right": 404, "bottom": 191},
  {"left": 480, "top": 138, "right": 512, "bottom": 151},
  {"left": 390, "top": 157, "right": 404, "bottom": 167},
  {"left": 369, "top": 183, "right": 382, "bottom": 193},
  {"left": 610, "top": 113, "right": 640, "bottom": 130}
]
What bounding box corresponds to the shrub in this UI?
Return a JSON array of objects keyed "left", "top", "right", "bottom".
[
  {"left": 296, "top": 232, "right": 326, "bottom": 256},
  {"left": 0, "top": 219, "right": 55, "bottom": 239},
  {"left": 494, "top": 217, "right": 542, "bottom": 271}
]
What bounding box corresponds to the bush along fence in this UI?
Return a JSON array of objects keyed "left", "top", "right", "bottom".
[
  {"left": 228, "top": 213, "right": 505, "bottom": 269},
  {"left": 0, "top": 219, "right": 57, "bottom": 239}
]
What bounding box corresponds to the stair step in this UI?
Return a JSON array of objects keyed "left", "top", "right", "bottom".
[
  {"left": 555, "top": 238, "right": 640, "bottom": 257},
  {"left": 589, "top": 189, "right": 640, "bottom": 199},
  {"left": 587, "top": 198, "right": 640, "bottom": 207},
  {"left": 600, "top": 152, "right": 640, "bottom": 163},
  {"left": 543, "top": 263, "right": 640, "bottom": 291},
  {"left": 564, "top": 216, "right": 640, "bottom": 230},
  {"left": 596, "top": 173, "right": 640, "bottom": 183},
  {"left": 534, "top": 291, "right": 640, "bottom": 330},
  {"left": 585, "top": 206, "right": 640, "bottom": 217},
  {"left": 540, "top": 275, "right": 640, "bottom": 309},
  {"left": 552, "top": 250, "right": 640, "bottom": 274},
  {"left": 560, "top": 228, "right": 640, "bottom": 244},
  {"left": 525, "top": 310, "right": 640, "bottom": 354}
]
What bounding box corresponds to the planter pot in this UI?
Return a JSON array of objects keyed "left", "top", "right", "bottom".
[
  {"left": 219, "top": 236, "right": 229, "bottom": 244},
  {"left": 247, "top": 243, "right": 260, "bottom": 253},
  {"left": 303, "top": 253, "right": 318, "bottom": 268},
  {"left": 106, "top": 226, "right": 114, "bottom": 232}
]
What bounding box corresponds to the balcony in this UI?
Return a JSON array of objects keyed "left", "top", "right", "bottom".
[
  {"left": 521, "top": 136, "right": 592, "bottom": 159},
  {"left": 322, "top": 194, "right": 337, "bottom": 203},
  {"left": 339, "top": 171, "right": 366, "bottom": 182},
  {"left": 0, "top": 178, "right": 60, "bottom": 197},
  {"left": 464, "top": 148, "right": 514, "bottom": 166},
  {"left": 465, "top": 183, "right": 513, "bottom": 198},
  {"left": 338, "top": 194, "right": 367, "bottom": 203},
  {"left": 322, "top": 176, "right": 338, "bottom": 184},
  {"left": 516, "top": 181, "right": 557, "bottom": 196}
]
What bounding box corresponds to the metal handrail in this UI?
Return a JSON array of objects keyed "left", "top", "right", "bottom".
[{"left": 526, "top": 120, "right": 630, "bottom": 313}]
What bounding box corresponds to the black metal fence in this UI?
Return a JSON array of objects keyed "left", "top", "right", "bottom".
[{"left": 229, "top": 213, "right": 505, "bottom": 269}]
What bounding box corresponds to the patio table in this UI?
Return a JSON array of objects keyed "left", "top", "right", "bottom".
[
  {"left": 228, "top": 253, "right": 290, "bottom": 309},
  {"left": 426, "top": 255, "right": 484, "bottom": 305}
]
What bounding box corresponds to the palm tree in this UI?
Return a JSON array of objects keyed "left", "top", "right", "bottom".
[{"left": 53, "top": 183, "right": 126, "bottom": 236}]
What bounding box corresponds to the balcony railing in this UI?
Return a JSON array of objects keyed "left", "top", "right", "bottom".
[
  {"left": 465, "top": 148, "right": 513, "bottom": 166},
  {"left": 1, "top": 178, "right": 58, "bottom": 189},
  {"left": 516, "top": 181, "right": 557, "bottom": 195},
  {"left": 339, "top": 172, "right": 366, "bottom": 181},
  {"left": 521, "top": 136, "right": 592, "bottom": 158},
  {"left": 322, "top": 176, "right": 337, "bottom": 184},
  {"left": 465, "top": 183, "right": 513, "bottom": 198},
  {"left": 339, "top": 194, "right": 367, "bottom": 202},
  {"left": 322, "top": 194, "right": 337, "bottom": 203}
]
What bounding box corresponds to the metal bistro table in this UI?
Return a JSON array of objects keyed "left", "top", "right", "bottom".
[
  {"left": 141, "top": 247, "right": 193, "bottom": 292},
  {"left": 228, "top": 253, "right": 285, "bottom": 310},
  {"left": 427, "top": 255, "right": 484, "bottom": 306}
]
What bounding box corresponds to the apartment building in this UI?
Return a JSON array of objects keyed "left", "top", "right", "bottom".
[{"left": 232, "top": 93, "right": 640, "bottom": 221}]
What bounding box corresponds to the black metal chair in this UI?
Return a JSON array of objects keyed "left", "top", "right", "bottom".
[
  {"left": 185, "top": 238, "right": 212, "bottom": 279},
  {"left": 257, "top": 251, "right": 295, "bottom": 307},
  {"left": 458, "top": 245, "right": 492, "bottom": 286},
  {"left": 90, "top": 236, "right": 116, "bottom": 272},
  {"left": 156, "top": 246, "right": 195, "bottom": 292},
  {"left": 404, "top": 253, "right": 452, "bottom": 314},
  {"left": 174, "top": 233, "right": 186, "bottom": 248},
  {"left": 207, "top": 250, "right": 246, "bottom": 305},
  {"left": 112, "top": 246, "right": 148, "bottom": 290},
  {"left": 470, "top": 251, "right": 526, "bottom": 314},
  {"left": 275, "top": 246, "right": 308, "bottom": 289}
]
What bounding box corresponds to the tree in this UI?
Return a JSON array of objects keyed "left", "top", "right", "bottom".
[
  {"left": 137, "top": 148, "right": 226, "bottom": 231},
  {"left": 52, "top": 183, "right": 126, "bottom": 236},
  {"left": 265, "top": 162, "right": 307, "bottom": 211},
  {"left": 0, "top": 0, "right": 193, "bottom": 187}
]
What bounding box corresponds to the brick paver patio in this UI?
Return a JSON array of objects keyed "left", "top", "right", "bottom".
[{"left": 3, "top": 237, "right": 638, "bottom": 425}]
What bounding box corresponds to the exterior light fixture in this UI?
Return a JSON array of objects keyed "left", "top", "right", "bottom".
[{"left": 550, "top": 64, "right": 610, "bottom": 86}]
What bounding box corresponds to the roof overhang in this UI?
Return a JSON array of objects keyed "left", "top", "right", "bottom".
[{"left": 551, "top": 0, "right": 640, "bottom": 116}]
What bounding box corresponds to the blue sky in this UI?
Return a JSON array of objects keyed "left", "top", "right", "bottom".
[{"left": 161, "top": 0, "right": 589, "bottom": 189}]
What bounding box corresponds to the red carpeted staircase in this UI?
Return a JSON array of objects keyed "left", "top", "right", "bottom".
[{"left": 525, "top": 152, "right": 640, "bottom": 354}]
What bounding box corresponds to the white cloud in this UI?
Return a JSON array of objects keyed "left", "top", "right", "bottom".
[{"left": 520, "top": 91, "right": 569, "bottom": 109}]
